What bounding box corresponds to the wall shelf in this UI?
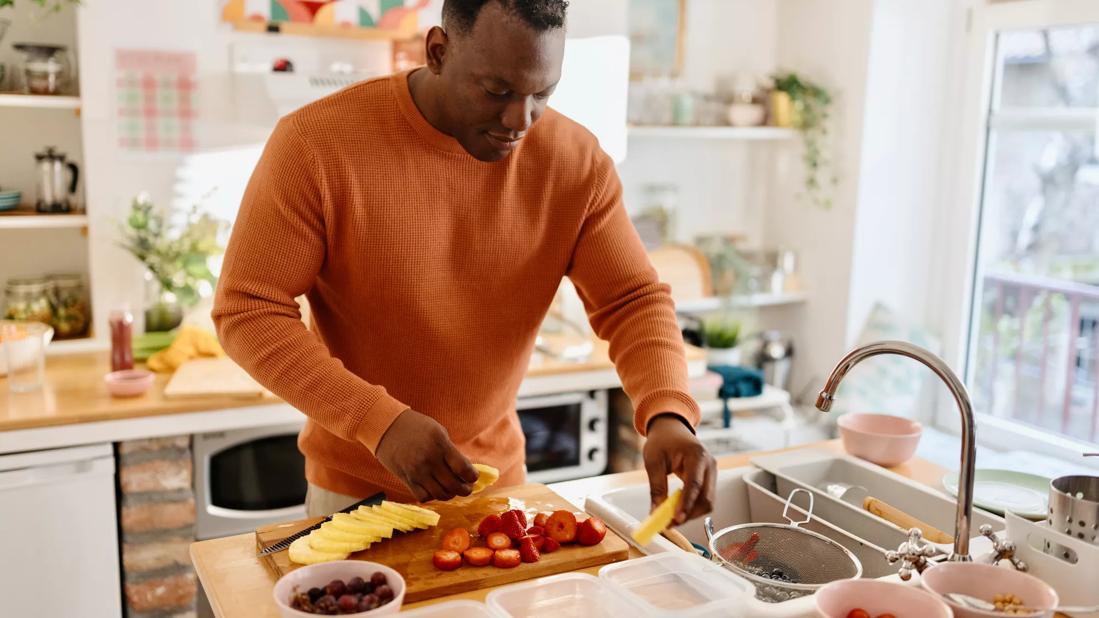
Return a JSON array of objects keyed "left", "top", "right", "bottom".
[
  {"left": 0, "top": 93, "right": 81, "bottom": 110},
  {"left": 0, "top": 211, "right": 88, "bottom": 230},
  {"left": 675, "top": 291, "right": 808, "bottom": 313},
  {"left": 628, "top": 125, "right": 797, "bottom": 141}
]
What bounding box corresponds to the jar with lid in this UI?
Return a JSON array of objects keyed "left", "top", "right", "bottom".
[
  {"left": 49, "top": 273, "right": 90, "bottom": 339},
  {"left": 13, "top": 43, "right": 72, "bottom": 95},
  {"left": 3, "top": 277, "right": 53, "bottom": 325}
]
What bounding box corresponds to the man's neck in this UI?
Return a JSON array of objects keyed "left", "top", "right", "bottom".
[{"left": 407, "top": 68, "right": 454, "bottom": 138}]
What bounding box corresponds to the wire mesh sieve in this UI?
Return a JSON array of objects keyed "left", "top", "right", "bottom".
[{"left": 705, "top": 488, "right": 863, "bottom": 603}]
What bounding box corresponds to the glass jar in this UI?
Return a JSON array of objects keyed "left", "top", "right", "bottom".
[
  {"left": 13, "top": 43, "right": 72, "bottom": 96},
  {"left": 3, "top": 277, "right": 53, "bottom": 325},
  {"left": 49, "top": 273, "right": 90, "bottom": 339}
]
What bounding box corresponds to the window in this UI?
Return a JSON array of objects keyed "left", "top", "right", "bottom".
[{"left": 965, "top": 16, "right": 1099, "bottom": 445}]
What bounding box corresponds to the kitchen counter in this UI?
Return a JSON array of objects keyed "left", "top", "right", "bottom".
[
  {"left": 190, "top": 440, "right": 948, "bottom": 617},
  {"left": 0, "top": 340, "right": 706, "bottom": 453}
]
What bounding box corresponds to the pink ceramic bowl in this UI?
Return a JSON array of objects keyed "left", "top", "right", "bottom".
[
  {"left": 837, "top": 413, "right": 922, "bottom": 467},
  {"left": 816, "top": 578, "right": 953, "bottom": 618},
  {"left": 104, "top": 369, "right": 155, "bottom": 398},
  {"left": 920, "top": 562, "right": 1058, "bottom": 618}
]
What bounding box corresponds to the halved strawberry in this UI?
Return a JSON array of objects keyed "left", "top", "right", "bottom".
[
  {"left": 477, "top": 514, "right": 502, "bottom": 538},
  {"left": 440, "top": 527, "right": 471, "bottom": 553},
  {"left": 499, "top": 511, "right": 526, "bottom": 540},
  {"left": 463, "top": 546, "right": 494, "bottom": 567},
  {"left": 526, "top": 525, "right": 545, "bottom": 537},
  {"left": 576, "top": 517, "right": 607, "bottom": 546},
  {"left": 542, "top": 537, "right": 561, "bottom": 553},
  {"left": 545, "top": 510, "right": 578, "bottom": 544},
  {"left": 507, "top": 509, "right": 528, "bottom": 528},
  {"left": 518, "top": 536, "right": 541, "bottom": 563},
  {"left": 533, "top": 513, "right": 549, "bottom": 528},
  {"left": 432, "top": 549, "right": 462, "bottom": 571},
  {"left": 486, "top": 532, "right": 512, "bottom": 550},
  {"left": 529, "top": 534, "right": 545, "bottom": 550},
  {"left": 492, "top": 548, "right": 521, "bottom": 568}
]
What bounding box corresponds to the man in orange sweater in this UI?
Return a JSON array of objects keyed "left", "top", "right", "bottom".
[{"left": 213, "top": 0, "right": 715, "bottom": 524}]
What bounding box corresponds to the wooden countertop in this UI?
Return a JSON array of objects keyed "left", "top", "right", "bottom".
[
  {"left": 190, "top": 441, "right": 949, "bottom": 617},
  {"left": 0, "top": 339, "right": 706, "bottom": 433}
]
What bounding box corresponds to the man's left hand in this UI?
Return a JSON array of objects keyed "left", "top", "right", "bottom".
[{"left": 642, "top": 414, "right": 717, "bottom": 524}]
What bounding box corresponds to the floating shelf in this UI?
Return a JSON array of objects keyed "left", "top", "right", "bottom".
[
  {"left": 628, "top": 125, "right": 797, "bottom": 141},
  {"left": 675, "top": 291, "right": 808, "bottom": 313},
  {"left": 0, "top": 210, "right": 88, "bottom": 230},
  {"left": 0, "top": 93, "right": 81, "bottom": 110}
]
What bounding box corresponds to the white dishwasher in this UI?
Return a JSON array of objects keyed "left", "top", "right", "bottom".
[{"left": 0, "top": 443, "right": 122, "bottom": 618}]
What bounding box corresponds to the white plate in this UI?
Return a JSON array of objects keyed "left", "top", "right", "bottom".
[{"left": 943, "top": 469, "right": 1050, "bottom": 520}]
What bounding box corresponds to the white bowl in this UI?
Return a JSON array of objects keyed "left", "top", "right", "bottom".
[
  {"left": 272, "top": 561, "right": 405, "bottom": 617},
  {"left": 0, "top": 320, "right": 53, "bottom": 377}
]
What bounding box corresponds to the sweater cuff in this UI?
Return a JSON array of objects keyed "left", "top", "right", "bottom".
[
  {"left": 634, "top": 391, "right": 701, "bottom": 437},
  {"left": 353, "top": 393, "right": 412, "bottom": 454}
]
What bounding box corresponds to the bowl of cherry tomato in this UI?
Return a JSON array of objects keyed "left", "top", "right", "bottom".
[{"left": 815, "top": 578, "right": 953, "bottom": 618}]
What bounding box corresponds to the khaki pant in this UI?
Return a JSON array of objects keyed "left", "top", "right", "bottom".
[{"left": 305, "top": 482, "right": 361, "bottom": 518}]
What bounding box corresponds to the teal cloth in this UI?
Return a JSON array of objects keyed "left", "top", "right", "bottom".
[{"left": 708, "top": 364, "right": 765, "bottom": 429}]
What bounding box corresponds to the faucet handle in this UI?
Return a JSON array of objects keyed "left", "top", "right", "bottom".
[
  {"left": 979, "top": 524, "right": 1028, "bottom": 572},
  {"left": 886, "top": 528, "right": 939, "bottom": 581}
]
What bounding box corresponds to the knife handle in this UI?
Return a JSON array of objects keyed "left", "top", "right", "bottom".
[{"left": 863, "top": 496, "right": 954, "bottom": 544}]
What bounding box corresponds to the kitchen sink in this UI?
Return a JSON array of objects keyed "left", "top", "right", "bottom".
[{"left": 584, "top": 452, "right": 1001, "bottom": 618}]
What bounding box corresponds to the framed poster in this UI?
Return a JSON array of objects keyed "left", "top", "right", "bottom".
[{"left": 628, "top": 0, "right": 686, "bottom": 79}]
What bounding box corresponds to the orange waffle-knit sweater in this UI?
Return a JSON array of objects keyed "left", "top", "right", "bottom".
[{"left": 212, "top": 70, "right": 700, "bottom": 501}]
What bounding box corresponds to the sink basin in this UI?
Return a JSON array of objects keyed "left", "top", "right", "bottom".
[{"left": 585, "top": 454, "right": 1000, "bottom": 618}]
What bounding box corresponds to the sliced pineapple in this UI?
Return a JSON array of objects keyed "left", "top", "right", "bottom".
[
  {"left": 470, "top": 463, "right": 500, "bottom": 494},
  {"left": 316, "top": 524, "right": 378, "bottom": 546},
  {"left": 307, "top": 530, "right": 370, "bottom": 553},
  {"left": 381, "top": 501, "right": 440, "bottom": 527},
  {"left": 288, "top": 536, "right": 348, "bottom": 565},
  {"left": 632, "top": 489, "right": 682, "bottom": 546},
  {"left": 350, "top": 507, "right": 404, "bottom": 535},
  {"left": 328, "top": 513, "right": 392, "bottom": 537}
]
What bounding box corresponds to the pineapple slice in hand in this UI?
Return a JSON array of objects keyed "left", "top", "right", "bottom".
[{"left": 469, "top": 463, "right": 500, "bottom": 494}]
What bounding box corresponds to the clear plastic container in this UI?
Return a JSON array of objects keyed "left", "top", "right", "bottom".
[
  {"left": 486, "top": 573, "right": 638, "bottom": 618},
  {"left": 400, "top": 600, "right": 500, "bottom": 618},
  {"left": 599, "top": 553, "right": 754, "bottom": 617}
]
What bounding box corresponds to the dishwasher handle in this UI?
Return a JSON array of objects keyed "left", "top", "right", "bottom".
[{"left": 0, "top": 456, "right": 114, "bottom": 492}]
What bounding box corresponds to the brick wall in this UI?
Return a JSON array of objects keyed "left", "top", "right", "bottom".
[{"left": 117, "top": 436, "right": 197, "bottom": 618}]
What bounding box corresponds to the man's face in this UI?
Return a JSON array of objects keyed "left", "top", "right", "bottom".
[{"left": 434, "top": 2, "right": 565, "bottom": 162}]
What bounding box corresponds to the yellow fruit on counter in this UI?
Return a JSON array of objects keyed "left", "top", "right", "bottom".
[
  {"left": 288, "top": 536, "right": 347, "bottom": 565},
  {"left": 379, "top": 501, "right": 436, "bottom": 528},
  {"left": 146, "top": 325, "right": 224, "bottom": 373},
  {"left": 307, "top": 531, "right": 370, "bottom": 553}
]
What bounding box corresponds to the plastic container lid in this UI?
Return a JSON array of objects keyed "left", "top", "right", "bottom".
[
  {"left": 400, "top": 600, "right": 499, "bottom": 618},
  {"left": 599, "top": 552, "right": 754, "bottom": 617},
  {"left": 486, "top": 573, "right": 638, "bottom": 617}
]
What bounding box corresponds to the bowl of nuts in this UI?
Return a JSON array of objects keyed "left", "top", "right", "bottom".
[
  {"left": 921, "top": 562, "right": 1058, "bottom": 618},
  {"left": 273, "top": 561, "right": 405, "bottom": 617}
]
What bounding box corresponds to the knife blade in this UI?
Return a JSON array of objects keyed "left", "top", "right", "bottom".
[{"left": 257, "top": 491, "right": 386, "bottom": 556}]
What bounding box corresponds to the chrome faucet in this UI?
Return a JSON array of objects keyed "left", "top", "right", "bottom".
[{"left": 815, "top": 340, "right": 976, "bottom": 562}]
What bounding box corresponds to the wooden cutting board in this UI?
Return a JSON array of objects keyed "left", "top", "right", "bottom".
[
  {"left": 163, "top": 357, "right": 271, "bottom": 399},
  {"left": 255, "top": 483, "right": 630, "bottom": 603}
]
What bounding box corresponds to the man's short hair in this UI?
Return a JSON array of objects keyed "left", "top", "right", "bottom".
[{"left": 442, "top": 0, "right": 568, "bottom": 34}]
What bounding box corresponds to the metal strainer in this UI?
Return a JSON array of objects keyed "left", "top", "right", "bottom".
[{"left": 704, "top": 488, "right": 863, "bottom": 603}]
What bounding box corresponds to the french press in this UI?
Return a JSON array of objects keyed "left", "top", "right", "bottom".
[{"left": 34, "top": 147, "right": 79, "bottom": 213}]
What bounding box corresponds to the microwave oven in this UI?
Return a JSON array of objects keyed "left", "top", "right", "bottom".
[{"left": 518, "top": 390, "right": 608, "bottom": 484}]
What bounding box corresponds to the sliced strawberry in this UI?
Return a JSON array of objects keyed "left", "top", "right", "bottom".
[
  {"left": 477, "top": 514, "right": 502, "bottom": 538},
  {"left": 533, "top": 512, "right": 549, "bottom": 528},
  {"left": 529, "top": 534, "right": 545, "bottom": 550},
  {"left": 545, "top": 510, "right": 578, "bottom": 544},
  {"left": 463, "top": 546, "right": 494, "bottom": 567},
  {"left": 499, "top": 511, "right": 526, "bottom": 540},
  {"left": 492, "top": 548, "right": 521, "bottom": 568},
  {"left": 486, "top": 532, "right": 512, "bottom": 550},
  {"left": 432, "top": 549, "right": 462, "bottom": 571},
  {"left": 440, "top": 527, "right": 471, "bottom": 553},
  {"left": 541, "top": 537, "right": 561, "bottom": 553},
  {"left": 526, "top": 525, "right": 545, "bottom": 537},
  {"left": 507, "top": 509, "right": 528, "bottom": 528},
  {"left": 576, "top": 516, "right": 607, "bottom": 546},
  {"left": 518, "top": 536, "right": 541, "bottom": 563}
]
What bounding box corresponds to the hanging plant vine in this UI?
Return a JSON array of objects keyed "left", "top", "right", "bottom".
[{"left": 772, "top": 71, "right": 836, "bottom": 209}]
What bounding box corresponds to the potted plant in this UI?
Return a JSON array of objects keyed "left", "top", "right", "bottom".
[
  {"left": 0, "top": 0, "right": 80, "bottom": 10},
  {"left": 118, "top": 193, "right": 228, "bottom": 332},
  {"left": 701, "top": 315, "right": 741, "bottom": 366},
  {"left": 771, "top": 71, "right": 835, "bottom": 209}
]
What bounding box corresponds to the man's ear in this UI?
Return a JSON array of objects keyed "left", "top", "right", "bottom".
[{"left": 424, "top": 26, "right": 449, "bottom": 75}]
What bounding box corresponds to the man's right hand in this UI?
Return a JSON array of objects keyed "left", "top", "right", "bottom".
[{"left": 374, "top": 408, "right": 479, "bottom": 502}]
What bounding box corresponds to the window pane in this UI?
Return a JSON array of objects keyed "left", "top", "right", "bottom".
[
  {"left": 969, "top": 123, "right": 1099, "bottom": 440},
  {"left": 996, "top": 24, "right": 1099, "bottom": 108}
]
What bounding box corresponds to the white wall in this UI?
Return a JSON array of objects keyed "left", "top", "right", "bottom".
[{"left": 759, "top": 0, "right": 876, "bottom": 394}]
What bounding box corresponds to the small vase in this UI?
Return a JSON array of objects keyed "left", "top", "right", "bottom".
[
  {"left": 768, "top": 91, "right": 794, "bottom": 128},
  {"left": 706, "top": 346, "right": 742, "bottom": 367},
  {"left": 144, "top": 272, "right": 183, "bottom": 333}
]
